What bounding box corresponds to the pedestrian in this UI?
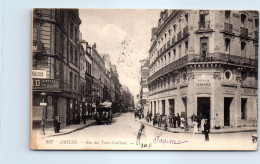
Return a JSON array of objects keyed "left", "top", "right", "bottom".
[
  {"left": 180, "top": 116, "right": 185, "bottom": 129},
  {"left": 176, "top": 113, "right": 181, "bottom": 127},
  {"left": 54, "top": 116, "right": 58, "bottom": 133},
  {"left": 153, "top": 115, "right": 157, "bottom": 126},
  {"left": 169, "top": 115, "right": 172, "bottom": 128},
  {"left": 204, "top": 119, "right": 210, "bottom": 141},
  {"left": 41, "top": 117, "right": 45, "bottom": 135},
  {"left": 164, "top": 115, "right": 168, "bottom": 131},
  {"left": 197, "top": 114, "right": 202, "bottom": 130},
  {"left": 136, "top": 123, "right": 146, "bottom": 142},
  {"left": 191, "top": 113, "right": 196, "bottom": 127},
  {"left": 82, "top": 113, "right": 87, "bottom": 124},
  {"left": 215, "top": 113, "right": 220, "bottom": 129},
  {"left": 158, "top": 114, "right": 162, "bottom": 127},
  {"left": 193, "top": 119, "right": 198, "bottom": 134},
  {"left": 149, "top": 112, "right": 152, "bottom": 122},
  {"left": 173, "top": 114, "right": 177, "bottom": 128},
  {"left": 201, "top": 118, "right": 205, "bottom": 133}
]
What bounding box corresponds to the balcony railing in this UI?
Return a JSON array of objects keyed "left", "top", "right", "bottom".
[
  {"left": 177, "top": 31, "right": 182, "bottom": 41},
  {"left": 240, "top": 27, "right": 248, "bottom": 37},
  {"left": 147, "top": 53, "right": 258, "bottom": 84},
  {"left": 198, "top": 21, "right": 211, "bottom": 29},
  {"left": 224, "top": 23, "right": 233, "bottom": 33},
  {"left": 183, "top": 26, "right": 189, "bottom": 37}
]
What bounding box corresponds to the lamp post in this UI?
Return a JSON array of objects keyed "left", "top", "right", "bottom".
[{"left": 40, "top": 92, "right": 47, "bottom": 135}]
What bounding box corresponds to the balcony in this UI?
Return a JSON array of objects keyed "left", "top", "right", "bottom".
[
  {"left": 183, "top": 26, "right": 189, "bottom": 37},
  {"left": 33, "top": 40, "right": 44, "bottom": 52},
  {"left": 240, "top": 27, "right": 248, "bottom": 38},
  {"left": 147, "top": 53, "right": 258, "bottom": 84},
  {"left": 223, "top": 23, "right": 233, "bottom": 34},
  {"left": 177, "top": 31, "right": 182, "bottom": 41},
  {"left": 195, "top": 21, "right": 213, "bottom": 33}
]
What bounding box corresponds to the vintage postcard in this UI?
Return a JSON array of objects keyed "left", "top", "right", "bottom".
[{"left": 31, "top": 9, "right": 258, "bottom": 150}]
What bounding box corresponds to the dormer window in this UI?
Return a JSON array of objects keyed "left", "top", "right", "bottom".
[{"left": 225, "top": 10, "right": 231, "bottom": 20}]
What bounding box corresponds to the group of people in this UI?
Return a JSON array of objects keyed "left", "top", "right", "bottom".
[
  {"left": 191, "top": 113, "right": 210, "bottom": 141},
  {"left": 152, "top": 113, "right": 186, "bottom": 130}
]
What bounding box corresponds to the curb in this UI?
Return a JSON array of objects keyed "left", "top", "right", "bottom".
[
  {"left": 46, "top": 121, "right": 96, "bottom": 137},
  {"left": 137, "top": 120, "right": 257, "bottom": 134}
]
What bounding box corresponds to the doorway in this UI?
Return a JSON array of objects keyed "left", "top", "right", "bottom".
[
  {"left": 162, "top": 100, "right": 165, "bottom": 115},
  {"left": 169, "top": 99, "right": 175, "bottom": 116},
  {"left": 224, "top": 97, "right": 233, "bottom": 126},
  {"left": 154, "top": 101, "right": 156, "bottom": 115},
  {"left": 197, "top": 97, "right": 210, "bottom": 120}
]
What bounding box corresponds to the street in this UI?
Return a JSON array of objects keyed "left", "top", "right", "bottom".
[{"left": 41, "top": 113, "right": 257, "bottom": 150}]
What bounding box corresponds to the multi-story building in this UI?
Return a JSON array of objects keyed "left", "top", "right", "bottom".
[
  {"left": 32, "top": 9, "right": 82, "bottom": 128},
  {"left": 148, "top": 10, "right": 258, "bottom": 128},
  {"left": 81, "top": 41, "right": 93, "bottom": 117},
  {"left": 140, "top": 58, "right": 150, "bottom": 116}
]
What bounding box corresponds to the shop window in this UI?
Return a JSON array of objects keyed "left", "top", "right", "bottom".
[
  {"left": 241, "top": 98, "right": 247, "bottom": 120},
  {"left": 225, "top": 38, "right": 231, "bottom": 54}
]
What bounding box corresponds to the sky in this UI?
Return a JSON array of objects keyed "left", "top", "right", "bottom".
[{"left": 79, "top": 9, "right": 161, "bottom": 102}]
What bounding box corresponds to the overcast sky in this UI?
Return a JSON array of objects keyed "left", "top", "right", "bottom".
[{"left": 79, "top": 9, "right": 161, "bottom": 103}]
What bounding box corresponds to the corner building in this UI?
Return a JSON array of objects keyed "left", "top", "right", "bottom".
[{"left": 148, "top": 10, "right": 258, "bottom": 128}]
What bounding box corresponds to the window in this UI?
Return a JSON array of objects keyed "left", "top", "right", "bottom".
[
  {"left": 70, "top": 46, "right": 73, "bottom": 62},
  {"left": 225, "top": 10, "right": 231, "bottom": 20},
  {"left": 75, "top": 27, "right": 78, "bottom": 42},
  {"left": 255, "top": 18, "right": 259, "bottom": 29},
  {"left": 70, "top": 22, "right": 74, "bottom": 39},
  {"left": 224, "top": 70, "right": 232, "bottom": 81},
  {"left": 74, "top": 50, "right": 78, "bottom": 66},
  {"left": 185, "top": 41, "right": 188, "bottom": 54},
  {"left": 168, "top": 52, "right": 171, "bottom": 63},
  {"left": 255, "top": 45, "right": 258, "bottom": 60},
  {"left": 241, "top": 98, "right": 247, "bottom": 120},
  {"left": 185, "top": 13, "right": 188, "bottom": 23},
  {"left": 70, "top": 72, "right": 73, "bottom": 88},
  {"left": 173, "top": 25, "right": 176, "bottom": 34},
  {"left": 225, "top": 38, "right": 231, "bottom": 54},
  {"left": 241, "top": 42, "right": 246, "bottom": 57},
  {"left": 179, "top": 45, "right": 182, "bottom": 58},
  {"left": 241, "top": 14, "right": 247, "bottom": 24},
  {"left": 200, "top": 37, "right": 209, "bottom": 60},
  {"left": 173, "top": 49, "right": 176, "bottom": 60},
  {"left": 60, "top": 34, "right": 64, "bottom": 55},
  {"left": 74, "top": 74, "right": 77, "bottom": 91},
  {"left": 164, "top": 55, "right": 166, "bottom": 65}
]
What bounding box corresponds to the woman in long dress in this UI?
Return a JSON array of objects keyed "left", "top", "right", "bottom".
[
  {"left": 193, "top": 119, "right": 199, "bottom": 134},
  {"left": 201, "top": 118, "right": 205, "bottom": 133}
]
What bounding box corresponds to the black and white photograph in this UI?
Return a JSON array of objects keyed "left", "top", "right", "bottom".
[{"left": 31, "top": 9, "right": 258, "bottom": 150}]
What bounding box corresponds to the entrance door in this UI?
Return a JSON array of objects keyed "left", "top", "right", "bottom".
[
  {"left": 197, "top": 97, "right": 210, "bottom": 120},
  {"left": 169, "top": 99, "right": 175, "bottom": 116},
  {"left": 162, "top": 100, "right": 165, "bottom": 115},
  {"left": 154, "top": 101, "right": 156, "bottom": 115},
  {"left": 224, "top": 98, "right": 233, "bottom": 126}
]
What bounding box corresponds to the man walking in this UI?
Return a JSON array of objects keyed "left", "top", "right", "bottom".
[{"left": 204, "top": 119, "right": 210, "bottom": 141}]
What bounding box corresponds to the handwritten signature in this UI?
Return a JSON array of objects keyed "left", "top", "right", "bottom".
[{"left": 153, "top": 132, "right": 188, "bottom": 144}]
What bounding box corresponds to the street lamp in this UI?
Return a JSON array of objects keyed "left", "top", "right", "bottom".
[{"left": 40, "top": 92, "right": 47, "bottom": 135}]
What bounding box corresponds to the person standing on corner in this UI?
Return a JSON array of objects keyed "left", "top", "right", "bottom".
[{"left": 204, "top": 119, "right": 210, "bottom": 141}]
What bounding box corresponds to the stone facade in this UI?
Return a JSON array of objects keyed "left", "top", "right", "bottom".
[{"left": 148, "top": 10, "right": 258, "bottom": 128}]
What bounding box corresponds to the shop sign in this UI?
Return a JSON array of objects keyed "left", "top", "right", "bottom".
[
  {"left": 32, "top": 70, "right": 46, "bottom": 79},
  {"left": 223, "top": 87, "right": 236, "bottom": 95},
  {"left": 40, "top": 102, "right": 47, "bottom": 106},
  {"left": 33, "top": 79, "right": 60, "bottom": 90},
  {"left": 242, "top": 88, "right": 257, "bottom": 96},
  {"left": 195, "top": 76, "right": 211, "bottom": 94}
]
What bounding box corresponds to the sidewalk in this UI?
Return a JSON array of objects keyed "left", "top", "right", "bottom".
[
  {"left": 34, "top": 119, "right": 96, "bottom": 138},
  {"left": 137, "top": 118, "right": 257, "bottom": 134}
]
